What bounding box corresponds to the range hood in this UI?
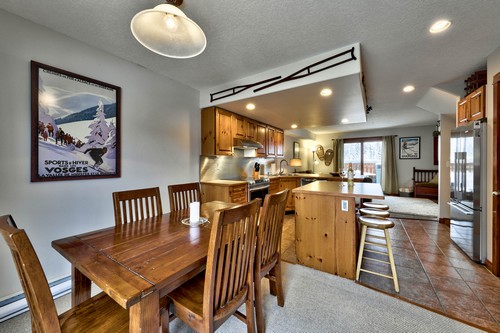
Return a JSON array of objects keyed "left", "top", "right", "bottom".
[{"left": 233, "top": 138, "right": 264, "bottom": 150}]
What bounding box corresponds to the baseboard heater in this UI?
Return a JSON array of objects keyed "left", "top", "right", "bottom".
[{"left": 0, "top": 276, "right": 71, "bottom": 322}]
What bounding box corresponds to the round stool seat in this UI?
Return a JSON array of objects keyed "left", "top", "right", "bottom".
[
  {"left": 358, "top": 216, "right": 394, "bottom": 229},
  {"left": 362, "top": 202, "right": 389, "bottom": 210},
  {"left": 359, "top": 208, "right": 390, "bottom": 218}
]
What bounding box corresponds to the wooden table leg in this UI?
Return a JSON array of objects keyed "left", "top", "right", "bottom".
[
  {"left": 71, "top": 265, "right": 91, "bottom": 307},
  {"left": 129, "top": 290, "right": 160, "bottom": 333}
]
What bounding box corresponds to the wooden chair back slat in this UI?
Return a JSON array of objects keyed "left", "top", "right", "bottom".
[
  {"left": 112, "top": 187, "right": 163, "bottom": 225},
  {"left": 0, "top": 215, "right": 62, "bottom": 333},
  {"left": 168, "top": 182, "right": 201, "bottom": 211},
  {"left": 204, "top": 199, "right": 261, "bottom": 321}
]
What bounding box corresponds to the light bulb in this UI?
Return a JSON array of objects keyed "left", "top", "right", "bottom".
[{"left": 164, "top": 13, "right": 178, "bottom": 32}]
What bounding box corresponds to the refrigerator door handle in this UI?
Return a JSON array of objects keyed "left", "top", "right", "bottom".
[{"left": 448, "top": 201, "right": 474, "bottom": 215}]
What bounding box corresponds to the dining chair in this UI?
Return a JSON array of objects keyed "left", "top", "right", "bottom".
[
  {"left": 167, "top": 199, "right": 262, "bottom": 333},
  {"left": 254, "top": 189, "right": 289, "bottom": 333},
  {"left": 112, "top": 186, "right": 163, "bottom": 225},
  {"left": 167, "top": 182, "right": 202, "bottom": 211},
  {"left": 0, "top": 215, "right": 129, "bottom": 332}
]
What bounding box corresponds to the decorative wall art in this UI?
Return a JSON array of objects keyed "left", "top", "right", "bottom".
[
  {"left": 293, "top": 141, "right": 300, "bottom": 159},
  {"left": 31, "top": 61, "right": 121, "bottom": 182},
  {"left": 399, "top": 136, "right": 420, "bottom": 160}
]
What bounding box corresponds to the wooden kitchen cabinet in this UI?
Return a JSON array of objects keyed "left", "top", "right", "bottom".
[
  {"left": 469, "top": 85, "right": 485, "bottom": 121},
  {"left": 256, "top": 122, "right": 267, "bottom": 156},
  {"left": 267, "top": 126, "right": 276, "bottom": 157},
  {"left": 201, "top": 107, "right": 233, "bottom": 155},
  {"left": 232, "top": 113, "right": 246, "bottom": 139},
  {"left": 202, "top": 106, "right": 283, "bottom": 156},
  {"left": 269, "top": 178, "right": 280, "bottom": 194},
  {"left": 266, "top": 126, "right": 284, "bottom": 157},
  {"left": 456, "top": 85, "right": 485, "bottom": 127},
  {"left": 278, "top": 177, "right": 300, "bottom": 211},
  {"left": 201, "top": 182, "right": 248, "bottom": 204},
  {"left": 276, "top": 129, "right": 284, "bottom": 157}
]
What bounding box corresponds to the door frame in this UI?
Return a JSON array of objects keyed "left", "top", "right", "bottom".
[{"left": 492, "top": 72, "right": 500, "bottom": 276}]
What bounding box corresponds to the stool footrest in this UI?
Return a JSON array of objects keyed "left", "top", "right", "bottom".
[
  {"left": 360, "top": 268, "right": 395, "bottom": 280},
  {"left": 365, "top": 240, "right": 388, "bottom": 248},
  {"left": 364, "top": 248, "right": 389, "bottom": 256}
]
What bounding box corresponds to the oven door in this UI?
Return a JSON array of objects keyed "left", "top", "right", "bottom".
[{"left": 249, "top": 185, "right": 269, "bottom": 205}]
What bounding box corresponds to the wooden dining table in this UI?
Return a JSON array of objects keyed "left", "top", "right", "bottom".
[{"left": 52, "top": 201, "right": 235, "bottom": 333}]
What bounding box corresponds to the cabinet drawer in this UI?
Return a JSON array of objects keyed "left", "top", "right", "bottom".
[{"left": 229, "top": 185, "right": 248, "bottom": 204}]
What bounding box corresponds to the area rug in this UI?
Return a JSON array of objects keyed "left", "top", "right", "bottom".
[{"left": 371, "top": 195, "right": 439, "bottom": 219}]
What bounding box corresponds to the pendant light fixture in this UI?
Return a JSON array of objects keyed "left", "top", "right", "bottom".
[{"left": 131, "top": 0, "right": 206, "bottom": 59}]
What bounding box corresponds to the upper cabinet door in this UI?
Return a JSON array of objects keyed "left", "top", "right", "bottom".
[
  {"left": 246, "top": 119, "right": 257, "bottom": 140},
  {"left": 216, "top": 109, "right": 233, "bottom": 154},
  {"left": 232, "top": 114, "right": 246, "bottom": 139},
  {"left": 469, "top": 86, "right": 485, "bottom": 121},
  {"left": 256, "top": 123, "right": 267, "bottom": 157},
  {"left": 267, "top": 126, "right": 276, "bottom": 157},
  {"left": 276, "top": 129, "right": 284, "bottom": 157}
]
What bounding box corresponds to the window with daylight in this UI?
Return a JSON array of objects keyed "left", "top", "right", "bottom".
[{"left": 343, "top": 137, "right": 382, "bottom": 183}]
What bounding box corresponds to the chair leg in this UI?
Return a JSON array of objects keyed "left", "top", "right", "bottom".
[
  {"left": 385, "top": 229, "right": 400, "bottom": 293},
  {"left": 246, "top": 292, "right": 256, "bottom": 333},
  {"left": 356, "top": 225, "right": 368, "bottom": 281},
  {"left": 254, "top": 277, "right": 265, "bottom": 333},
  {"left": 273, "top": 260, "right": 284, "bottom": 307},
  {"left": 268, "top": 266, "right": 277, "bottom": 297}
]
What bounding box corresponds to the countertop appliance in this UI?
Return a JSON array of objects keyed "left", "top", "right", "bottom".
[{"left": 449, "top": 120, "right": 487, "bottom": 263}]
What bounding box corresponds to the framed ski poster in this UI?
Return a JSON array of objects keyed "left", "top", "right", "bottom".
[{"left": 31, "top": 61, "right": 121, "bottom": 182}]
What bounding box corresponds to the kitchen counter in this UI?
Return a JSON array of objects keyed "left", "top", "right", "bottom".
[
  {"left": 200, "top": 180, "right": 248, "bottom": 185},
  {"left": 292, "top": 181, "right": 384, "bottom": 279},
  {"left": 268, "top": 173, "right": 365, "bottom": 181}
]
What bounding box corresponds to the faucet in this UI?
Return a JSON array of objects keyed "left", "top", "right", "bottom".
[{"left": 279, "top": 159, "right": 288, "bottom": 175}]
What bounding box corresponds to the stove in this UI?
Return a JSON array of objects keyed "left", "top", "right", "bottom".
[{"left": 247, "top": 177, "right": 270, "bottom": 190}]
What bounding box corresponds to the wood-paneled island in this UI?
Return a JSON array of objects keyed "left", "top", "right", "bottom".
[{"left": 292, "top": 181, "right": 384, "bottom": 280}]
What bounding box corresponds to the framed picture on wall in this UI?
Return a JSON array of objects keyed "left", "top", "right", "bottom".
[
  {"left": 293, "top": 141, "right": 300, "bottom": 158},
  {"left": 399, "top": 136, "right": 420, "bottom": 159},
  {"left": 31, "top": 61, "right": 121, "bottom": 182}
]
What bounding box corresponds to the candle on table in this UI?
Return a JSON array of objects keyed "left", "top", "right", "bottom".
[{"left": 189, "top": 202, "right": 200, "bottom": 224}]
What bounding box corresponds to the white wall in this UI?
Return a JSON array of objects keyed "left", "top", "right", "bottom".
[
  {"left": 0, "top": 10, "right": 201, "bottom": 299},
  {"left": 313, "top": 125, "right": 437, "bottom": 186},
  {"left": 486, "top": 45, "right": 500, "bottom": 263}
]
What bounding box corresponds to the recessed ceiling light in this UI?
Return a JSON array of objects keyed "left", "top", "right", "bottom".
[
  {"left": 291, "top": 124, "right": 298, "bottom": 129},
  {"left": 320, "top": 88, "right": 332, "bottom": 97},
  {"left": 429, "top": 20, "right": 451, "bottom": 33},
  {"left": 246, "top": 103, "right": 255, "bottom": 110},
  {"left": 403, "top": 85, "right": 415, "bottom": 93},
  {"left": 341, "top": 118, "right": 349, "bottom": 124}
]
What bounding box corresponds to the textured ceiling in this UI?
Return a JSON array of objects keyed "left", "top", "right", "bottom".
[{"left": 2, "top": 0, "right": 500, "bottom": 134}]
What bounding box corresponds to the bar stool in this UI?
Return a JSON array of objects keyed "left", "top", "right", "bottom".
[
  {"left": 359, "top": 208, "right": 390, "bottom": 218},
  {"left": 362, "top": 202, "right": 389, "bottom": 211},
  {"left": 356, "top": 216, "right": 399, "bottom": 293}
]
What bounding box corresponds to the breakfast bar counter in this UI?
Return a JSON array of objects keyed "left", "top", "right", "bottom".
[{"left": 292, "top": 181, "right": 384, "bottom": 279}]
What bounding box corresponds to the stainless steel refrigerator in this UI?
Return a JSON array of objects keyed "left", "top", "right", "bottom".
[{"left": 449, "top": 120, "right": 487, "bottom": 263}]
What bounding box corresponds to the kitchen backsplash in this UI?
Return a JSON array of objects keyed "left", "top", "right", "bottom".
[{"left": 200, "top": 155, "right": 280, "bottom": 181}]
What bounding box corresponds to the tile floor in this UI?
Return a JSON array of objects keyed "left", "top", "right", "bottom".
[
  {"left": 280, "top": 214, "right": 500, "bottom": 332},
  {"left": 357, "top": 217, "right": 500, "bottom": 332}
]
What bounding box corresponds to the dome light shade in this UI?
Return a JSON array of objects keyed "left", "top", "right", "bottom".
[{"left": 131, "top": 4, "right": 207, "bottom": 59}]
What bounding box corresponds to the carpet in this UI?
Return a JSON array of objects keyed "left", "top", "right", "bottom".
[{"left": 371, "top": 195, "right": 439, "bottom": 218}]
